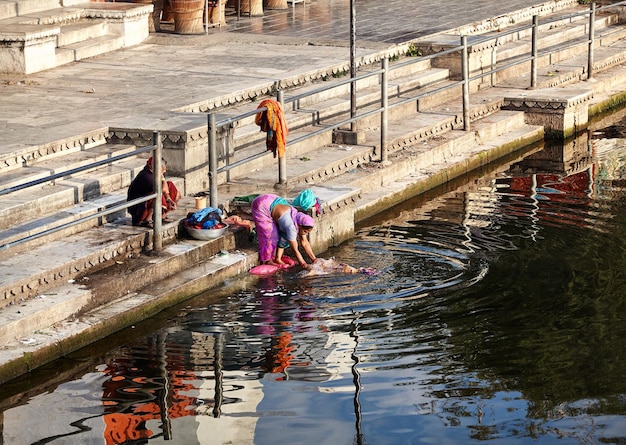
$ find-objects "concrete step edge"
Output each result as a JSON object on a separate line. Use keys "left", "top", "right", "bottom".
{"left": 56, "top": 19, "right": 108, "bottom": 47}
{"left": 13, "top": 0, "right": 63, "bottom": 18}
{"left": 0, "top": 142, "right": 139, "bottom": 191}
{"left": 0, "top": 126, "right": 109, "bottom": 175}
{"left": 0, "top": 175, "right": 186, "bottom": 260}
{"left": 62, "top": 34, "right": 125, "bottom": 61}
{"left": 0, "top": 203, "right": 196, "bottom": 311}
{"left": 0, "top": 159, "right": 149, "bottom": 231}
{"left": 352, "top": 124, "right": 545, "bottom": 222}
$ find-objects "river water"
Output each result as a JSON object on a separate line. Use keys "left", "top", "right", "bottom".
{"left": 1, "top": 124, "right": 626, "bottom": 444}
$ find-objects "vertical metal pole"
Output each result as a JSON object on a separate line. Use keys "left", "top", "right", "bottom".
{"left": 531, "top": 15, "right": 538, "bottom": 89}
{"left": 208, "top": 113, "right": 218, "bottom": 208}
{"left": 461, "top": 36, "right": 470, "bottom": 132}
{"left": 153, "top": 131, "right": 163, "bottom": 252}
{"left": 205, "top": 0, "right": 209, "bottom": 34}
{"left": 490, "top": 39, "right": 497, "bottom": 87}
{"left": 380, "top": 57, "right": 388, "bottom": 163}
{"left": 588, "top": 2, "right": 596, "bottom": 80}
{"left": 350, "top": 0, "right": 357, "bottom": 132}
{"left": 277, "top": 88, "right": 287, "bottom": 185}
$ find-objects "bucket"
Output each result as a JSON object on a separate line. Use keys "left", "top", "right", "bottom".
{"left": 171, "top": 0, "right": 205, "bottom": 34}
{"left": 195, "top": 196, "right": 207, "bottom": 209}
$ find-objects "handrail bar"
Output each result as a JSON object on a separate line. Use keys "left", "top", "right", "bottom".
{"left": 284, "top": 106, "right": 385, "bottom": 147}
{"left": 283, "top": 68, "right": 385, "bottom": 107}
{"left": 1, "top": 136, "right": 162, "bottom": 252}
{"left": 216, "top": 105, "right": 267, "bottom": 129}
{"left": 0, "top": 144, "right": 156, "bottom": 197}
{"left": 390, "top": 78, "right": 466, "bottom": 110}
{"left": 467, "top": 0, "right": 626, "bottom": 49}
{"left": 0, "top": 195, "right": 157, "bottom": 252}
{"left": 216, "top": 105, "right": 385, "bottom": 174}
{"left": 284, "top": 44, "right": 464, "bottom": 108}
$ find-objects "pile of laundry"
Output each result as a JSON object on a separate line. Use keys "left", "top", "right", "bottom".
{"left": 183, "top": 207, "right": 225, "bottom": 230}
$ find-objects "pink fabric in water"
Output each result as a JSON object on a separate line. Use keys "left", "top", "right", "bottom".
{"left": 249, "top": 264, "right": 280, "bottom": 275}
{"left": 280, "top": 256, "right": 297, "bottom": 267}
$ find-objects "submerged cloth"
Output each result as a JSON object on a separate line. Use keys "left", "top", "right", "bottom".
{"left": 127, "top": 162, "right": 179, "bottom": 226}
{"left": 297, "top": 257, "right": 377, "bottom": 277}
{"left": 255, "top": 99, "right": 288, "bottom": 158}
{"left": 251, "top": 194, "right": 314, "bottom": 262}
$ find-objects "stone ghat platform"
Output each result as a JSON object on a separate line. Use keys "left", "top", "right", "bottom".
{"left": 2, "top": 0, "right": 626, "bottom": 384}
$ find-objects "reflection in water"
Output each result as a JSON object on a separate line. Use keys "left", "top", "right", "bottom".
{"left": 1, "top": 133, "right": 626, "bottom": 444}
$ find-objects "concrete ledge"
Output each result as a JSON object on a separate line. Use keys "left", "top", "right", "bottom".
{"left": 503, "top": 88, "right": 593, "bottom": 139}
{"left": 0, "top": 23, "right": 59, "bottom": 73}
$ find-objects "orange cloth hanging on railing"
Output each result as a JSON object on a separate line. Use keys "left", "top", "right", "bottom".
{"left": 255, "top": 99, "right": 288, "bottom": 158}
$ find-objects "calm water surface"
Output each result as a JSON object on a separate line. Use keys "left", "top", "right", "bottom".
{"left": 1, "top": 132, "right": 626, "bottom": 444}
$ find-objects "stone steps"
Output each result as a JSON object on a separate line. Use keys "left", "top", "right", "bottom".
{"left": 0, "top": 1, "right": 151, "bottom": 74}
{"left": 218, "top": 4, "right": 624, "bottom": 165}
{"left": 0, "top": 217, "right": 256, "bottom": 382}
{"left": 415, "top": 3, "right": 625, "bottom": 90}
{"left": 0, "top": 143, "right": 145, "bottom": 229}
{"left": 0, "top": 0, "right": 61, "bottom": 19}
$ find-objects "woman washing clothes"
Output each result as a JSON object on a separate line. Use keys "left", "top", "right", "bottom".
{"left": 127, "top": 156, "right": 180, "bottom": 228}
{"left": 251, "top": 193, "right": 317, "bottom": 269}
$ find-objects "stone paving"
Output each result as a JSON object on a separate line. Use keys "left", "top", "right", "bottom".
{"left": 0, "top": 0, "right": 537, "bottom": 155}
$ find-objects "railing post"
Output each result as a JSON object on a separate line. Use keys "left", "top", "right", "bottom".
{"left": 588, "top": 2, "right": 596, "bottom": 80}
{"left": 208, "top": 113, "right": 218, "bottom": 208}
{"left": 277, "top": 88, "right": 287, "bottom": 185}
{"left": 531, "top": 15, "right": 538, "bottom": 89}
{"left": 461, "top": 35, "right": 470, "bottom": 132}
{"left": 350, "top": 0, "right": 357, "bottom": 132}
{"left": 381, "top": 56, "right": 388, "bottom": 163}
{"left": 153, "top": 131, "right": 163, "bottom": 252}
{"left": 204, "top": 0, "right": 209, "bottom": 34}
{"left": 491, "top": 38, "right": 497, "bottom": 87}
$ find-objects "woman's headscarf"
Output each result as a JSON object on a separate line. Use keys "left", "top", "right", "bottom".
{"left": 146, "top": 157, "right": 167, "bottom": 171}
{"left": 294, "top": 211, "right": 315, "bottom": 228}
{"left": 292, "top": 189, "right": 316, "bottom": 211}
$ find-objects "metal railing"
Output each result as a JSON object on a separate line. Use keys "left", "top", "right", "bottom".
{"left": 207, "top": 1, "right": 626, "bottom": 207}
{"left": 0, "top": 132, "right": 165, "bottom": 253}
{"left": 3, "top": 1, "right": 626, "bottom": 255}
